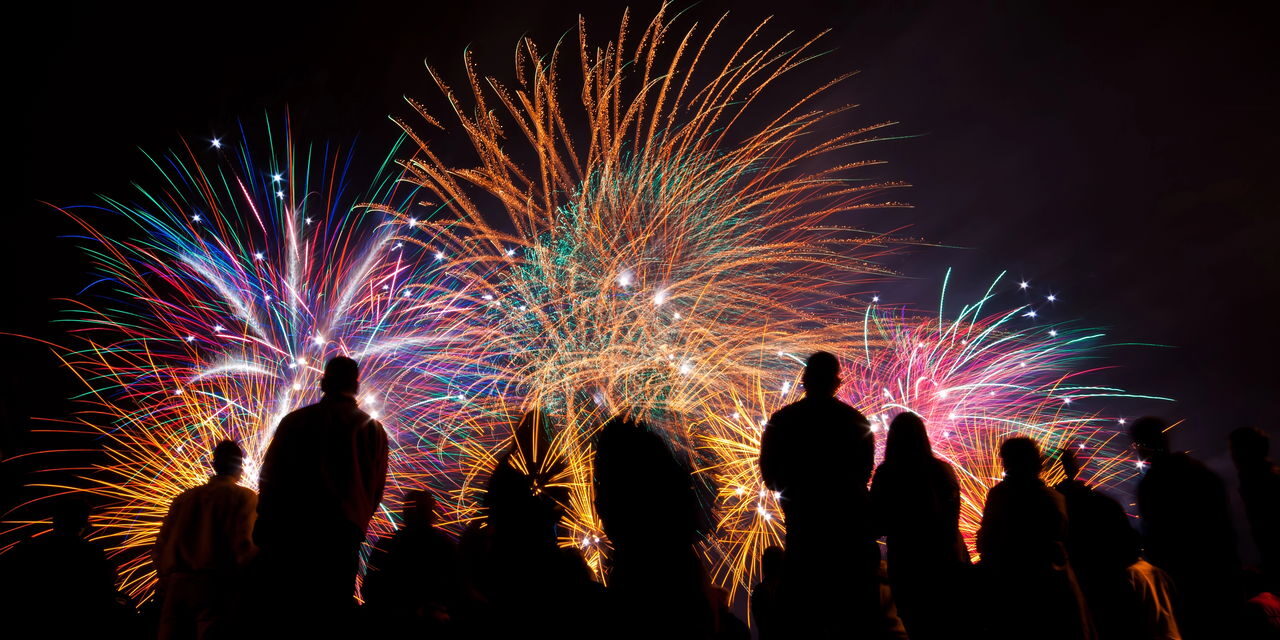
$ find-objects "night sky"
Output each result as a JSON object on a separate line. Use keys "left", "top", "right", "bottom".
{"left": 9, "top": 1, "right": 1278, "bottom": 557}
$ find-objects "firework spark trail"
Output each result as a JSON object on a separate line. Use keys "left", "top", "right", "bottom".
{"left": 693, "top": 271, "right": 1170, "bottom": 604}
{"left": 4, "top": 8, "right": 1169, "bottom": 610}
{"left": 387, "top": 8, "right": 911, "bottom": 559}
{"left": 3, "top": 119, "right": 519, "bottom": 600}
{"left": 393, "top": 5, "right": 907, "bottom": 431}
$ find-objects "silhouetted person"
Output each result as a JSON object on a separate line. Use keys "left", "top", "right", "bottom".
{"left": 364, "top": 490, "right": 463, "bottom": 636}
{"left": 759, "top": 351, "right": 877, "bottom": 638}
{"left": 477, "top": 411, "right": 604, "bottom": 639}
{"left": 1056, "top": 445, "right": 1179, "bottom": 640}
{"left": 1, "top": 497, "right": 121, "bottom": 637}
{"left": 596, "top": 415, "right": 715, "bottom": 639}
{"left": 1230, "top": 427, "right": 1280, "bottom": 584}
{"left": 253, "top": 356, "right": 388, "bottom": 634}
{"left": 750, "top": 546, "right": 785, "bottom": 640}
{"left": 1132, "top": 417, "right": 1241, "bottom": 639}
{"left": 870, "top": 411, "right": 971, "bottom": 640}
{"left": 978, "top": 437, "right": 1091, "bottom": 640}
{"left": 154, "top": 439, "right": 257, "bottom": 640}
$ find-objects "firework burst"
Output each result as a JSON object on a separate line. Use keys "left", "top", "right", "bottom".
{"left": 693, "top": 271, "right": 1170, "bottom": 603}
{"left": 4, "top": 120, "right": 516, "bottom": 599}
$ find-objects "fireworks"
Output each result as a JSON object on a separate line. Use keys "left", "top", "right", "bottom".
{"left": 694, "top": 271, "right": 1170, "bottom": 603}
{"left": 6, "top": 7, "right": 1166, "bottom": 613}
{"left": 394, "top": 5, "right": 908, "bottom": 572}
{"left": 3, "top": 121, "right": 519, "bottom": 599}
{"left": 395, "top": 4, "right": 905, "bottom": 432}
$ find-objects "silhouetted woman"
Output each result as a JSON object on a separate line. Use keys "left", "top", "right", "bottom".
{"left": 870, "top": 412, "right": 971, "bottom": 640}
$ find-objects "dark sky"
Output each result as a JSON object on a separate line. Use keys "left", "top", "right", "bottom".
{"left": 9, "top": 1, "right": 1278, "bottom": 553}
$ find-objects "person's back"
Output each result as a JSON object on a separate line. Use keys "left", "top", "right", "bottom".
{"left": 154, "top": 440, "right": 257, "bottom": 640}
{"left": 476, "top": 411, "right": 606, "bottom": 639}
{"left": 759, "top": 352, "right": 876, "bottom": 638}
{"left": 870, "top": 412, "right": 970, "bottom": 640}
{"left": 761, "top": 395, "right": 872, "bottom": 536}
{"left": 1056, "top": 446, "right": 1172, "bottom": 640}
{"left": 597, "top": 416, "right": 715, "bottom": 639}
{"left": 363, "top": 490, "right": 462, "bottom": 635}
{"left": 977, "top": 437, "right": 1089, "bottom": 640}
{"left": 253, "top": 356, "right": 388, "bottom": 632}
{"left": 2, "top": 498, "right": 121, "bottom": 637}
{"left": 1230, "top": 427, "right": 1280, "bottom": 584}
{"left": 255, "top": 404, "right": 386, "bottom": 542}
{"left": 1132, "top": 417, "right": 1240, "bottom": 640}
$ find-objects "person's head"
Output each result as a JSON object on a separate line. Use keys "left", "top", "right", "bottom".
{"left": 1129, "top": 416, "right": 1170, "bottom": 461}
{"left": 1229, "top": 426, "right": 1271, "bottom": 469}
{"left": 402, "top": 489, "right": 437, "bottom": 528}
{"left": 51, "top": 496, "right": 91, "bottom": 537}
{"left": 320, "top": 356, "right": 360, "bottom": 397}
{"left": 761, "top": 545, "right": 785, "bottom": 582}
{"left": 999, "top": 436, "right": 1042, "bottom": 479}
{"left": 212, "top": 439, "right": 244, "bottom": 478}
{"left": 1060, "top": 442, "right": 1081, "bottom": 482}
{"left": 801, "top": 351, "right": 841, "bottom": 397}
{"left": 884, "top": 412, "right": 933, "bottom": 464}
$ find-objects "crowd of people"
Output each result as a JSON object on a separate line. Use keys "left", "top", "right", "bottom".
{"left": 2, "top": 353, "right": 1277, "bottom": 639}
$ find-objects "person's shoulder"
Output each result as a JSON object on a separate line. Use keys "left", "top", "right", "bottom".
{"left": 1045, "top": 483, "right": 1067, "bottom": 506}
{"left": 926, "top": 457, "right": 958, "bottom": 481}
{"left": 226, "top": 482, "right": 257, "bottom": 501}
{"left": 276, "top": 404, "right": 315, "bottom": 430}
{"left": 770, "top": 401, "right": 804, "bottom": 421}
{"left": 835, "top": 399, "right": 867, "bottom": 418}
{"left": 826, "top": 398, "right": 869, "bottom": 426}
{"left": 358, "top": 412, "right": 387, "bottom": 437}
{"left": 170, "top": 483, "right": 204, "bottom": 507}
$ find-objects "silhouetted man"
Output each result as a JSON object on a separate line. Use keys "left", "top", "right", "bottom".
{"left": 1055, "top": 445, "right": 1178, "bottom": 640}
{"left": 154, "top": 439, "right": 257, "bottom": 640}
{"left": 759, "top": 351, "right": 876, "bottom": 637}
{"left": 1132, "top": 417, "right": 1240, "bottom": 639}
{"left": 978, "top": 437, "right": 1090, "bottom": 640}
{"left": 254, "top": 356, "right": 388, "bottom": 631}
{"left": 1, "top": 497, "right": 121, "bottom": 637}
{"left": 1230, "top": 427, "right": 1279, "bottom": 584}
{"left": 363, "top": 490, "right": 462, "bottom": 635}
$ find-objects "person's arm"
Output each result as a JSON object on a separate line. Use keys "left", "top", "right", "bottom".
{"left": 367, "top": 419, "right": 390, "bottom": 515}
{"left": 942, "top": 463, "right": 962, "bottom": 524}
{"left": 759, "top": 414, "right": 782, "bottom": 492}
{"left": 869, "top": 466, "right": 890, "bottom": 538}
{"left": 855, "top": 419, "right": 875, "bottom": 486}
{"left": 235, "top": 489, "right": 259, "bottom": 566}
{"left": 253, "top": 417, "right": 291, "bottom": 545}
{"left": 976, "top": 486, "right": 1002, "bottom": 563}
{"left": 152, "top": 493, "right": 181, "bottom": 580}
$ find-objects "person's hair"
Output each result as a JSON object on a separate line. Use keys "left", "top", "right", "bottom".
{"left": 320, "top": 356, "right": 360, "bottom": 395}
{"left": 403, "top": 489, "right": 437, "bottom": 526}
{"left": 801, "top": 351, "right": 841, "bottom": 396}
{"left": 999, "top": 436, "right": 1042, "bottom": 478}
{"left": 761, "top": 545, "right": 785, "bottom": 579}
{"left": 1129, "top": 416, "right": 1170, "bottom": 453}
{"left": 212, "top": 439, "right": 244, "bottom": 476}
{"left": 883, "top": 412, "right": 933, "bottom": 464}
{"left": 1059, "top": 443, "right": 1082, "bottom": 481}
{"left": 1230, "top": 427, "right": 1270, "bottom": 459}
{"left": 52, "top": 496, "right": 91, "bottom": 535}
